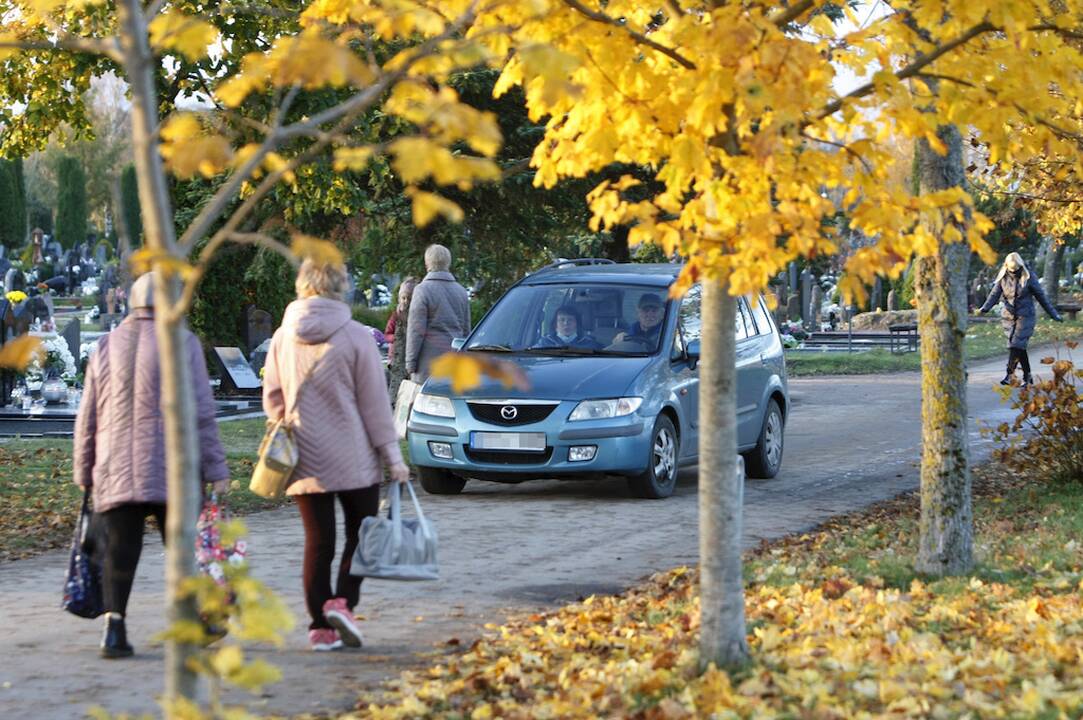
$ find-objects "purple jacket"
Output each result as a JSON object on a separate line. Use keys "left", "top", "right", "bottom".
{"left": 74, "top": 309, "right": 229, "bottom": 512}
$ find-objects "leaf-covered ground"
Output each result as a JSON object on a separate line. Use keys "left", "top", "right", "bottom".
{"left": 0, "top": 418, "right": 287, "bottom": 562}
{"left": 353, "top": 466, "right": 1083, "bottom": 719}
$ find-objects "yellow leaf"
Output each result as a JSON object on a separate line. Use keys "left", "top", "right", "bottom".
{"left": 407, "top": 189, "right": 463, "bottom": 227}
{"left": 129, "top": 248, "right": 196, "bottom": 280}
{"left": 429, "top": 353, "right": 481, "bottom": 394}
{"left": 290, "top": 234, "right": 343, "bottom": 266}
{"left": 148, "top": 10, "right": 219, "bottom": 62}
{"left": 211, "top": 645, "right": 244, "bottom": 677}
{"left": 0, "top": 335, "right": 42, "bottom": 371}
{"left": 333, "top": 147, "right": 374, "bottom": 172}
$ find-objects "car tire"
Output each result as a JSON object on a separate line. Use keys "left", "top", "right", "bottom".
{"left": 744, "top": 399, "right": 784, "bottom": 479}
{"left": 418, "top": 466, "right": 466, "bottom": 495}
{"left": 627, "top": 415, "right": 679, "bottom": 499}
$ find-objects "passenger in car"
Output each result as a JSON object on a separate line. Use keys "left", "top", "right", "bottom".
{"left": 611, "top": 293, "right": 665, "bottom": 347}
{"left": 533, "top": 304, "right": 603, "bottom": 350}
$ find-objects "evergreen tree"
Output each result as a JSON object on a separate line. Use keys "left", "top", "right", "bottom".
{"left": 0, "top": 160, "right": 21, "bottom": 250}
{"left": 119, "top": 164, "right": 142, "bottom": 246}
{"left": 13, "top": 157, "right": 26, "bottom": 246}
{"left": 55, "top": 155, "right": 87, "bottom": 250}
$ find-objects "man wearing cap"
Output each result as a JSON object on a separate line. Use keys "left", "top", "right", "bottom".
{"left": 612, "top": 293, "right": 666, "bottom": 347}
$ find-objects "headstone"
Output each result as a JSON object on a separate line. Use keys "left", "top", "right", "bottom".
{"left": 887, "top": 289, "right": 898, "bottom": 311}
{"left": 242, "top": 306, "right": 274, "bottom": 355}
{"left": 95, "top": 244, "right": 107, "bottom": 266}
{"left": 61, "top": 319, "right": 81, "bottom": 361}
{"left": 786, "top": 294, "right": 801, "bottom": 323}
{"left": 249, "top": 338, "right": 272, "bottom": 376}
{"left": 870, "top": 277, "right": 883, "bottom": 312}
{"left": 213, "top": 346, "right": 262, "bottom": 394}
{"left": 799, "top": 270, "right": 812, "bottom": 325}
{"left": 30, "top": 229, "right": 44, "bottom": 264}
{"left": 810, "top": 285, "right": 824, "bottom": 327}
{"left": 1067, "top": 249, "right": 1076, "bottom": 283}
{"left": 789, "top": 262, "right": 799, "bottom": 292}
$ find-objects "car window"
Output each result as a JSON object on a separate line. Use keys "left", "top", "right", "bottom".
{"left": 735, "top": 298, "right": 750, "bottom": 341}
{"left": 464, "top": 283, "right": 669, "bottom": 355}
{"left": 672, "top": 284, "right": 702, "bottom": 358}
{"left": 749, "top": 295, "right": 774, "bottom": 336}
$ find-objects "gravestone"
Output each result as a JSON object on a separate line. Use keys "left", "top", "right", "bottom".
{"left": 213, "top": 346, "right": 262, "bottom": 395}
{"left": 887, "top": 289, "right": 898, "bottom": 311}
{"left": 870, "top": 277, "right": 883, "bottom": 312}
{"left": 810, "top": 285, "right": 824, "bottom": 327}
{"left": 799, "top": 270, "right": 812, "bottom": 325}
{"left": 789, "top": 262, "right": 799, "bottom": 292}
{"left": 242, "top": 306, "right": 273, "bottom": 355}
{"left": 249, "top": 338, "right": 272, "bottom": 376}
{"left": 1067, "top": 249, "right": 1076, "bottom": 282}
{"left": 61, "top": 319, "right": 81, "bottom": 362}
{"left": 785, "top": 294, "right": 801, "bottom": 324}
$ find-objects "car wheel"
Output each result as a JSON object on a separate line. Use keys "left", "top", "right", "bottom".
{"left": 744, "top": 399, "right": 784, "bottom": 479}
{"left": 628, "top": 415, "right": 679, "bottom": 499}
{"left": 418, "top": 466, "right": 466, "bottom": 495}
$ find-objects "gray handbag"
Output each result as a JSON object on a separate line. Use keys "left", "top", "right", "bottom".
{"left": 352, "top": 482, "right": 438, "bottom": 581}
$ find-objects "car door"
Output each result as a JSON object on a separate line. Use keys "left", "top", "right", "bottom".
{"left": 671, "top": 285, "right": 701, "bottom": 459}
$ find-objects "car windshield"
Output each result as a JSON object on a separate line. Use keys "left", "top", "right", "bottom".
{"left": 465, "top": 283, "right": 670, "bottom": 356}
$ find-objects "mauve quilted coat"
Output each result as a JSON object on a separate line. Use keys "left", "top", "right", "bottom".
{"left": 262, "top": 297, "right": 403, "bottom": 495}
{"left": 73, "top": 309, "right": 229, "bottom": 513}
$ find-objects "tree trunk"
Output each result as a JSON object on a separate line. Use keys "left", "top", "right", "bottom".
{"left": 698, "top": 280, "right": 749, "bottom": 669}
{"left": 1044, "top": 241, "right": 1065, "bottom": 306}
{"left": 914, "top": 123, "right": 974, "bottom": 576}
{"left": 117, "top": 0, "right": 204, "bottom": 706}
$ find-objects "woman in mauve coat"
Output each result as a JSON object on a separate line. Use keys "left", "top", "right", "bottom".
{"left": 262, "top": 259, "right": 410, "bottom": 652}
{"left": 73, "top": 272, "right": 230, "bottom": 659}
{"left": 979, "top": 252, "right": 1064, "bottom": 385}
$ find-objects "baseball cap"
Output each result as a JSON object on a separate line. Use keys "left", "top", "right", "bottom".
{"left": 638, "top": 293, "right": 663, "bottom": 309}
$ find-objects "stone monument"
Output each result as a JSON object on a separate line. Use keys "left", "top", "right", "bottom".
{"left": 242, "top": 306, "right": 274, "bottom": 356}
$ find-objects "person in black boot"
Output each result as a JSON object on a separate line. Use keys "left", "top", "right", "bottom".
{"left": 980, "top": 252, "right": 1063, "bottom": 386}
{"left": 101, "top": 613, "right": 133, "bottom": 658}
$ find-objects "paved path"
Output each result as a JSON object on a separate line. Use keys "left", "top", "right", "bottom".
{"left": 0, "top": 351, "right": 1043, "bottom": 718}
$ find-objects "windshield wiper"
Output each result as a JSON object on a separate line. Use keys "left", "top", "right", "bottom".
{"left": 466, "top": 343, "right": 513, "bottom": 352}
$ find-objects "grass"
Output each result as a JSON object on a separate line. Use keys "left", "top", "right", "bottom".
{"left": 0, "top": 417, "right": 286, "bottom": 562}
{"left": 786, "top": 316, "right": 1083, "bottom": 376}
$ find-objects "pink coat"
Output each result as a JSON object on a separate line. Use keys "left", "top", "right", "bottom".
{"left": 262, "top": 297, "right": 402, "bottom": 495}
{"left": 73, "top": 309, "right": 229, "bottom": 513}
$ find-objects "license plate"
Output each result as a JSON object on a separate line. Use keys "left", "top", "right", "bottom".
{"left": 470, "top": 432, "right": 546, "bottom": 452}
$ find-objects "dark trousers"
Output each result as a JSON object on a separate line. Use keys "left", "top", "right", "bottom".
{"left": 99, "top": 503, "right": 167, "bottom": 616}
{"left": 294, "top": 486, "right": 380, "bottom": 630}
{"left": 1008, "top": 347, "right": 1031, "bottom": 375}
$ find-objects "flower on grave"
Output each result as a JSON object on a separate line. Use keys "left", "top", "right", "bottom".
{"left": 259, "top": 366, "right": 265, "bottom": 379}
{"left": 26, "top": 335, "right": 78, "bottom": 381}
{"left": 5, "top": 290, "right": 28, "bottom": 304}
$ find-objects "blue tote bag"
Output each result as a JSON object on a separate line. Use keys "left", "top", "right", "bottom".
{"left": 62, "top": 489, "right": 104, "bottom": 619}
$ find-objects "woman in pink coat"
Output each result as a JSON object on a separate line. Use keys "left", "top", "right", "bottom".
{"left": 262, "top": 259, "right": 410, "bottom": 651}
{"left": 74, "top": 272, "right": 230, "bottom": 658}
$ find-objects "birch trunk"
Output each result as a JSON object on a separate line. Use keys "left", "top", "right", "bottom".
{"left": 914, "top": 122, "right": 974, "bottom": 576}
{"left": 117, "top": 0, "right": 204, "bottom": 705}
{"left": 698, "top": 280, "right": 749, "bottom": 668}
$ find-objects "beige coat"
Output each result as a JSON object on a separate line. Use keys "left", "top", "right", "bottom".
{"left": 262, "top": 297, "right": 402, "bottom": 494}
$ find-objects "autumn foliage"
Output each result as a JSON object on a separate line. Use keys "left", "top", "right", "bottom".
{"left": 992, "top": 346, "right": 1083, "bottom": 484}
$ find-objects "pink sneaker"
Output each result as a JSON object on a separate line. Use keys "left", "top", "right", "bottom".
{"left": 322, "top": 598, "right": 364, "bottom": 648}
{"left": 308, "top": 628, "right": 342, "bottom": 652}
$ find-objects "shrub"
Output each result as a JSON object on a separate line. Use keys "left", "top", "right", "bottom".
{"left": 55, "top": 156, "right": 87, "bottom": 250}
{"left": 991, "top": 346, "right": 1083, "bottom": 483}
{"left": 352, "top": 304, "right": 391, "bottom": 330}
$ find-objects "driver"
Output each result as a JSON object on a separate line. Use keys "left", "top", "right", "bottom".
{"left": 611, "top": 293, "right": 665, "bottom": 347}
{"left": 534, "top": 304, "right": 602, "bottom": 350}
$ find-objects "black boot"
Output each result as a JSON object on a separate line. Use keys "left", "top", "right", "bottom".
{"left": 1023, "top": 373, "right": 1033, "bottom": 385}
{"left": 100, "top": 614, "right": 134, "bottom": 659}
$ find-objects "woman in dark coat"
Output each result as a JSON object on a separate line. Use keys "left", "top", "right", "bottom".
{"left": 979, "top": 252, "right": 1063, "bottom": 385}
{"left": 533, "top": 304, "right": 603, "bottom": 350}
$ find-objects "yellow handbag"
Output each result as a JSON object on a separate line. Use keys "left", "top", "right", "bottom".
{"left": 250, "top": 343, "right": 329, "bottom": 498}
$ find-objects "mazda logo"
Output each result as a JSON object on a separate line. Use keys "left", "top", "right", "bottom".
{"left": 500, "top": 405, "right": 518, "bottom": 420}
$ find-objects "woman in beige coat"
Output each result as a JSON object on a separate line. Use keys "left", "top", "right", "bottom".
{"left": 262, "top": 260, "right": 410, "bottom": 651}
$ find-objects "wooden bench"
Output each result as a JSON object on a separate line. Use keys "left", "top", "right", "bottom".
{"left": 798, "top": 327, "right": 920, "bottom": 354}
{"left": 888, "top": 323, "right": 919, "bottom": 354}
{"left": 1056, "top": 302, "right": 1081, "bottom": 321}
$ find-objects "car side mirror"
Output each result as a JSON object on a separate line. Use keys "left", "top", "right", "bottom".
{"left": 686, "top": 339, "right": 700, "bottom": 368}
{"left": 451, "top": 337, "right": 466, "bottom": 351}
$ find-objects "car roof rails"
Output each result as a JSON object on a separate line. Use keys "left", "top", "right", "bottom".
{"left": 533, "top": 258, "right": 617, "bottom": 275}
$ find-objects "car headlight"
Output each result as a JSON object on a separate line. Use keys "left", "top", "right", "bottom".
{"left": 413, "top": 393, "right": 455, "bottom": 418}
{"left": 568, "top": 397, "right": 643, "bottom": 421}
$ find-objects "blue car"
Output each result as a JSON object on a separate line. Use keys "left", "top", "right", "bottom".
{"left": 407, "top": 260, "right": 789, "bottom": 499}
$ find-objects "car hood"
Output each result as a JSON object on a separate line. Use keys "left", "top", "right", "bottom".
{"left": 423, "top": 354, "right": 652, "bottom": 401}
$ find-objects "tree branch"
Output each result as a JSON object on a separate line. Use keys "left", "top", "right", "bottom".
{"left": 976, "top": 186, "right": 1083, "bottom": 205}
{"left": 800, "top": 130, "right": 873, "bottom": 172}
{"left": 561, "top": 0, "right": 696, "bottom": 70}
{"left": 813, "top": 21, "right": 995, "bottom": 121}
{"left": 0, "top": 35, "right": 123, "bottom": 63}
{"left": 769, "top": 0, "right": 819, "bottom": 29}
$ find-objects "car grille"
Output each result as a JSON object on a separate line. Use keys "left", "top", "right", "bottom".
{"left": 464, "top": 447, "right": 554, "bottom": 465}
{"left": 467, "top": 402, "right": 558, "bottom": 426}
